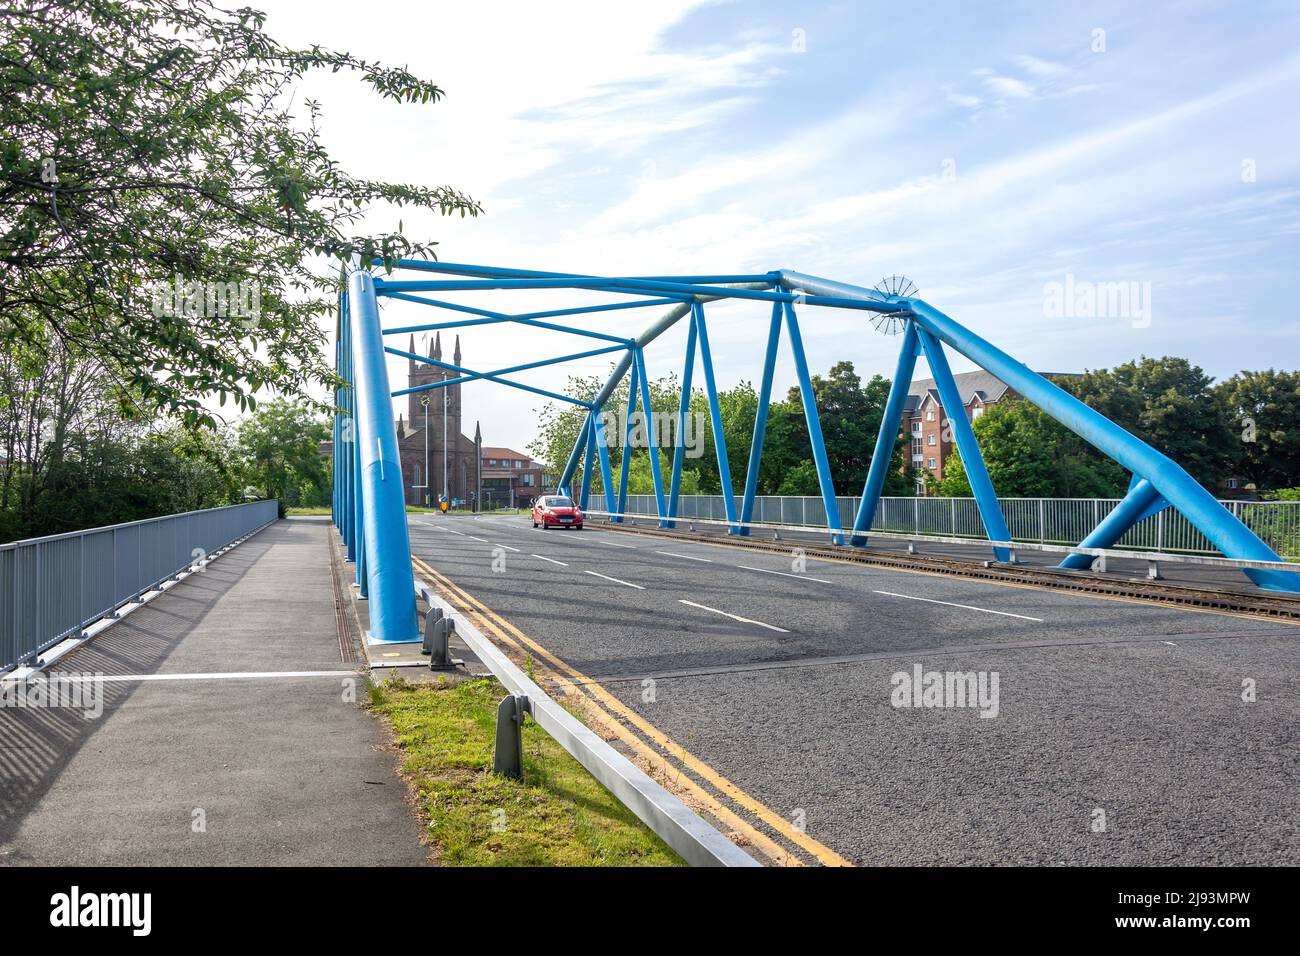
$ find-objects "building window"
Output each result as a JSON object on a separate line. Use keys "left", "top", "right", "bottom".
{"left": 412, "top": 464, "right": 421, "bottom": 488}
{"left": 524, "top": 473, "right": 534, "bottom": 486}
{"left": 515, "top": 460, "right": 523, "bottom": 468}
{"left": 911, "top": 438, "right": 922, "bottom": 457}
{"left": 1227, "top": 478, "right": 1239, "bottom": 489}
{"left": 927, "top": 435, "right": 936, "bottom": 446}
{"left": 927, "top": 458, "right": 936, "bottom": 469}
{"left": 926, "top": 409, "right": 935, "bottom": 422}
{"left": 911, "top": 423, "right": 922, "bottom": 436}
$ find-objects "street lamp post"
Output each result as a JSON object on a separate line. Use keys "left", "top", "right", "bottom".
{"left": 421, "top": 395, "right": 430, "bottom": 508}
{"left": 442, "top": 382, "right": 449, "bottom": 507}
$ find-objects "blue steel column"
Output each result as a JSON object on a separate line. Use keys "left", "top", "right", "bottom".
{"left": 348, "top": 267, "right": 419, "bottom": 642}
{"left": 692, "top": 302, "right": 740, "bottom": 533}
{"left": 781, "top": 300, "right": 844, "bottom": 544}
{"left": 593, "top": 405, "right": 617, "bottom": 516}
{"left": 850, "top": 320, "right": 921, "bottom": 547}
{"left": 634, "top": 349, "right": 668, "bottom": 521}
{"left": 1059, "top": 477, "right": 1165, "bottom": 570}
{"left": 916, "top": 326, "right": 1011, "bottom": 562}
{"left": 739, "top": 302, "right": 782, "bottom": 536}
{"left": 666, "top": 319, "right": 698, "bottom": 528}
{"left": 579, "top": 414, "right": 596, "bottom": 510}
{"left": 615, "top": 362, "right": 639, "bottom": 522}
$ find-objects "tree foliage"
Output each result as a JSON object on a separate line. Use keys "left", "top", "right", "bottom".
{"left": 1213, "top": 369, "right": 1300, "bottom": 491}
{"left": 1, "top": 0, "right": 479, "bottom": 428}
{"left": 929, "top": 398, "right": 1128, "bottom": 498}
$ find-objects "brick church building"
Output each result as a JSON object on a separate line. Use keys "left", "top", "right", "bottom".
{"left": 396, "top": 332, "right": 477, "bottom": 507}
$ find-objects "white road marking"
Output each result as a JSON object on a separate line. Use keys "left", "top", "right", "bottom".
{"left": 445, "top": 528, "right": 465, "bottom": 536}
{"left": 583, "top": 570, "right": 646, "bottom": 589}
{"left": 493, "top": 543, "right": 521, "bottom": 552}
{"left": 655, "top": 550, "right": 712, "bottom": 563}
{"left": 2, "top": 670, "right": 353, "bottom": 685}
{"left": 531, "top": 554, "right": 569, "bottom": 566}
{"left": 582, "top": 536, "right": 638, "bottom": 549}
{"left": 872, "top": 590, "right": 1043, "bottom": 622}
{"left": 679, "top": 599, "right": 789, "bottom": 633}
{"left": 467, "top": 535, "right": 489, "bottom": 543}
{"left": 737, "top": 565, "right": 832, "bottom": 584}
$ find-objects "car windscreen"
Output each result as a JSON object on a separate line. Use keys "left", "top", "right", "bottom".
{"left": 544, "top": 497, "right": 575, "bottom": 508}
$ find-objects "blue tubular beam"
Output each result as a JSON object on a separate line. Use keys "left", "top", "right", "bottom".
{"left": 348, "top": 268, "right": 419, "bottom": 643}
{"left": 781, "top": 300, "right": 844, "bottom": 544}
{"left": 579, "top": 414, "right": 596, "bottom": 510}
{"left": 386, "top": 347, "right": 593, "bottom": 407}
{"left": 1059, "top": 477, "right": 1166, "bottom": 570}
{"left": 376, "top": 277, "right": 906, "bottom": 315}
{"left": 377, "top": 257, "right": 775, "bottom": 287}
{"left": 666, "top": 318, "right": 698, "bottom": 528}
{"left": 850, "top": 320, "right": 921, "bottom": 547}
{"left": 615, "top": 364, "right": 639, "bottom": 522}
{"left": 692, "top": 302, "right": 739, "bottom": 533}
{"left": 902, "top": 299, "right": 1300, "bottom": 591}
{"left": 634, "top": 349, "right": 667, "bottom": 521}
{"left": 739, "top": 301, "right": 783, "bottom": 536}
{"left": 916, "top": 326, "right": 1012, "bottom": 562}
{"left": 391, "top": 343, "right": 627, "bottom": 392}
{"left": 378, "top": 291, "right": 635, "bottom": 345}
{"left": 593, "top": 406, "right": 617, "bottom": 515}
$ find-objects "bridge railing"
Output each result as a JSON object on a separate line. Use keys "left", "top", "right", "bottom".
{"left": 584, "top": 494, "right": 1300, "bottom": 560}
{"left": 0, "top": 500, "right": 279, "bottom": 673}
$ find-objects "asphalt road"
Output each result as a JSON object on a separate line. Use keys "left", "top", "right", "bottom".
{"left": 411, "top": 513, "right": 1300, "bottom": 866}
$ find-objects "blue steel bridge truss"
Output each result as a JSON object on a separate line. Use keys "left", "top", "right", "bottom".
{"left": 332, "top": 260, "right": 1300, "bottom": 643}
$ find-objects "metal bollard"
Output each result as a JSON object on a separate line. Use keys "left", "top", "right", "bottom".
{"left": 493, "top": 693, "right": 529, "bottom": 779}
{"left": 1147, "top": 559, "right": 1162, "bottom": 580}
{"left": 423, "top": 607, "right": 463, "bottom": 670}
{"left": 420, "top": 606, "right": 443, "bottom": 655}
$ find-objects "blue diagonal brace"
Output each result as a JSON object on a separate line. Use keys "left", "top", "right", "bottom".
{"left": 666, "top": 317, "right": 698, "bottom": 528}
{"left": 739, "top": 302, "right": 783, "bottom": 536}
{"left": 692, "top": 302, "right": 740, "bottom": 533}
{"left": 782, "top": 300, "right": 845, "bottom": 544}
{"left": 633, "top": 349, "right": 667, "bottom": 522}
{"left": 1058, "top": 476, "right": 1169, "bottom": 569}
{"left": 851, "top": 320, "right": 921, "bottom": 546}
{"left": 916, "top": 326, "right": 1011, "bottom": 562}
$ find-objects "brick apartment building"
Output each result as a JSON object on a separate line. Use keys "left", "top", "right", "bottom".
{"left": 479, "top": 446, "right": 546, "bottom": 510}
{"left": 904, "top": 370, "right": 1014, "bottom": 492}
{"left": 903, "top": 370, "right": 1080, "bottom": 493}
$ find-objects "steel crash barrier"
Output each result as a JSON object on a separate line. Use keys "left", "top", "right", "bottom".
{"left": 414, "top": 583, "right": 761, "bottom": 867}
{"left": 0, "top": 500, "right": 279, "bottom": 673}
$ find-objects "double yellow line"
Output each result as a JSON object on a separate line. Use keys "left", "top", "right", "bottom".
{"left": 411, "top": 555, "right": 852, "bottom": 868}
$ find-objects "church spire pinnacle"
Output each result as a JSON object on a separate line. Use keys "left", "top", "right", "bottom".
{"left": 454, "top": 334, "right": 462, "bottom": 366}
{"left": 432, "top": 331, "right": 442, "bottom": 361}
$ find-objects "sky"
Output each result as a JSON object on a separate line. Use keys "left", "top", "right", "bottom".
{"left": 253, "top": 0, "right": 1300, "bottom": 458}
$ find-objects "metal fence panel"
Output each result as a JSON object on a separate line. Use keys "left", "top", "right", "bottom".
{"left": 0, "top": 500, "right": 278, "bottom": 673}
{"left": 580, "top": 492, "right": 1300, "bottom": 560}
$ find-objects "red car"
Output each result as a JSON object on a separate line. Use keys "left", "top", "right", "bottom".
{"left": 532, "top": 495, "right": 583, "bottom": 530}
